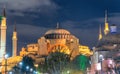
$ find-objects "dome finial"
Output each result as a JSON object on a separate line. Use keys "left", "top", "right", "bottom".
{"left": 56, "top": 22, "right": 59, "bottom": 29}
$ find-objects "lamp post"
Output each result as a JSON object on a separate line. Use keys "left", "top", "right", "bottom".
{"left": 4, "top": 54, "right": 8, "bottom": 74}
{"left": 19, "top": 62, "right": 23, "bottom": 74}
{"left": 30, "top": 68, "right": 33, "bottom": 74}
{"left": 34, "top": 64, "right": 38, "bottom": 74}
{"left": 26, "top": 66, "right": 29, "bottom": 74}
{"left": 99, "top": 54, "right": 103, "bottom": 74}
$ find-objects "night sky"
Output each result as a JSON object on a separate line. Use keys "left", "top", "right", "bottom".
{"left": 0, "top": 0, "right": 120, "bottom": 55}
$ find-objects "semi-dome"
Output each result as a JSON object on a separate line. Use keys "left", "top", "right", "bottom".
{"left": 44, "top": 28, "right": 71, "bottom": 39}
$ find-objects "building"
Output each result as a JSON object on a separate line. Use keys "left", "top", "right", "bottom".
{"left": 20, "top": 24, "right": 81, "bottom": 63}
{"left": 91, "top": 11, "right": 120, "bottom": 73}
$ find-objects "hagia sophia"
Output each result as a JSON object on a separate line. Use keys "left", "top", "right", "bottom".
{"left": 0, "top": 7, "right": 120, "bottom": 74}
{"left": 0, "top": 8, "right": 92, "bottom": 73}
{"left": 20, "top": 23, "right": 80, "bottom": 58}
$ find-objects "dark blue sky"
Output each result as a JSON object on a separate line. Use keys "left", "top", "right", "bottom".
{"left": 0, "top": 0, "right": 120, "bottom": 55}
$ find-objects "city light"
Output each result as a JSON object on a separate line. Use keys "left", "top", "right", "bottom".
{"left": 8, "top": 71, "right": 12, "bottom": 74}
{"left": 26, "top": 66, "right": 29, "bottom": 70}
{"left": 5, "top": 54, "right": 9, "bottom": 59}
{"left": 96, "top": 63, "right": 101, "bottom": 71}
{"left": 30, "top": 68, "right": 33, "bottom": 72}
{"left": 67, "top": 70, "right": 70, "bottom": 74}
{"left": 99, "top": 54, "right": 103, "bottom": 60}
{"left": 19, "top": 62, "right": 23, "bottom": 66}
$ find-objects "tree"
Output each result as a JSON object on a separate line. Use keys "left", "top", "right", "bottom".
{"left": 72, "top": 54, "right": 90, "bottom": 73}
{"left": 47, "top": 51, "right": 70, "bottom": 74}
{"left": 21, "top": 56, "right": 35, "bottom": 73}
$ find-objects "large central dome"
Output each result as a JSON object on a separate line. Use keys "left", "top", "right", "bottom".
{"left": 45, "top": 29, "right": 70, "bottom": 35}
{"left": 44, "top": 28, "right": 71, "bottom": 39}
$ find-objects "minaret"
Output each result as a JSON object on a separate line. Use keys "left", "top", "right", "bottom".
{"left": 12, "top": 24, "right": 17, "bottom": 56}
{"left": 104, "top": 10, "right": 109, "bottom": 35}
{"left": 98, "top": 24, "right": 102, "bottom": 40}
{"left": 0, "top": 7, "right": 7, "bottom": 62}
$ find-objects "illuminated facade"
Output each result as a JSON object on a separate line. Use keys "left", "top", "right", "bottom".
{"left": 20, "top": 25, "right": 93, "bottom": 63}
{"left": 20, "top": 26, "right": 80, "bottom": 60}
{"left": 1, "top": 56, "right": 22, "bottom": 73}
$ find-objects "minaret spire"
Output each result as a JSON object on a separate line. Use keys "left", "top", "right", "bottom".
{"left": 104, "top": 10, "right": 109, "bottom": 35}
{"left": 2, "top": 5, "right": 6, "bottom": 17}
{"left": 105, "top": 10, "right": 108, "bottom": 23}
{"left": 14, "top": 22, "right": 16, "bottom": 32}
{"left": 98, "top": 24, "right": 102, "bottom": 40}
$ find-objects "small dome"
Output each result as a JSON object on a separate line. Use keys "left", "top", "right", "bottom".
{"left": 44, "top": 29, "right": 71, "bottom": 39}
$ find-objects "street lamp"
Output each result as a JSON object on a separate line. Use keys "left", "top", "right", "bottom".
{"left": 99, "top": 54, "right": 103, "bottom": 74}
{"left": 30, "top": 68, "right": 33, "bottom": 72}
{"left": 26, "top": 66, "right": 29, "bottom": 70}
{"left": 18, "top": 62, "right": 23, "bottom": 74}
{"left": 4, "top": 54, "right": 9, "bottom": 74}
{"left": 19, "top": 62, "right": 23, "bottom": 66}
{"left": 26, "top": 66, "right": 29, "bottom": 74}
{"left": 34, "top": 64, "right": 38, "bottom": 74}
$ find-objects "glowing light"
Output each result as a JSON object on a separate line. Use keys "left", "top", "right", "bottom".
{"left": 30, "top": 68, "right": 33, "bottom": 72}
{"left": 96, "top": 63, "right": 101, "bottom": 71}
{"left": 9, "top": 71, "right": 13, "bottom": 74}
{"left": 26, "top": 66, "right": 29, "bottom": 70}
{"left": 67, "top": 70, "right": 70, "bottom": 74}
{"left": 99, "top": 54, "right": 104, "bottom": 61}
{"left": 5, "top": 54, "right": 9, "bottom": 59}
{"left": 19, "top": 62, "right": 23, "bottom": 66}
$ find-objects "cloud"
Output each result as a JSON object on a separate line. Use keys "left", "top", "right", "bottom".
{"left": 59, "top": 13, "right": 120, "bottom": 48}
{"left": 61, "top": 12, "right": 120, "bottom": 30}
{"left": 0, "top": 0, "right": 59, "bottom": 16}
{"left": 61, "top": 19, "right": 101, "bottom": 29}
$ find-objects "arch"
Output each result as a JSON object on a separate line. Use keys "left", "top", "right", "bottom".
{"left": 48, "top": 44, "right": 70, "bottom": 54}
